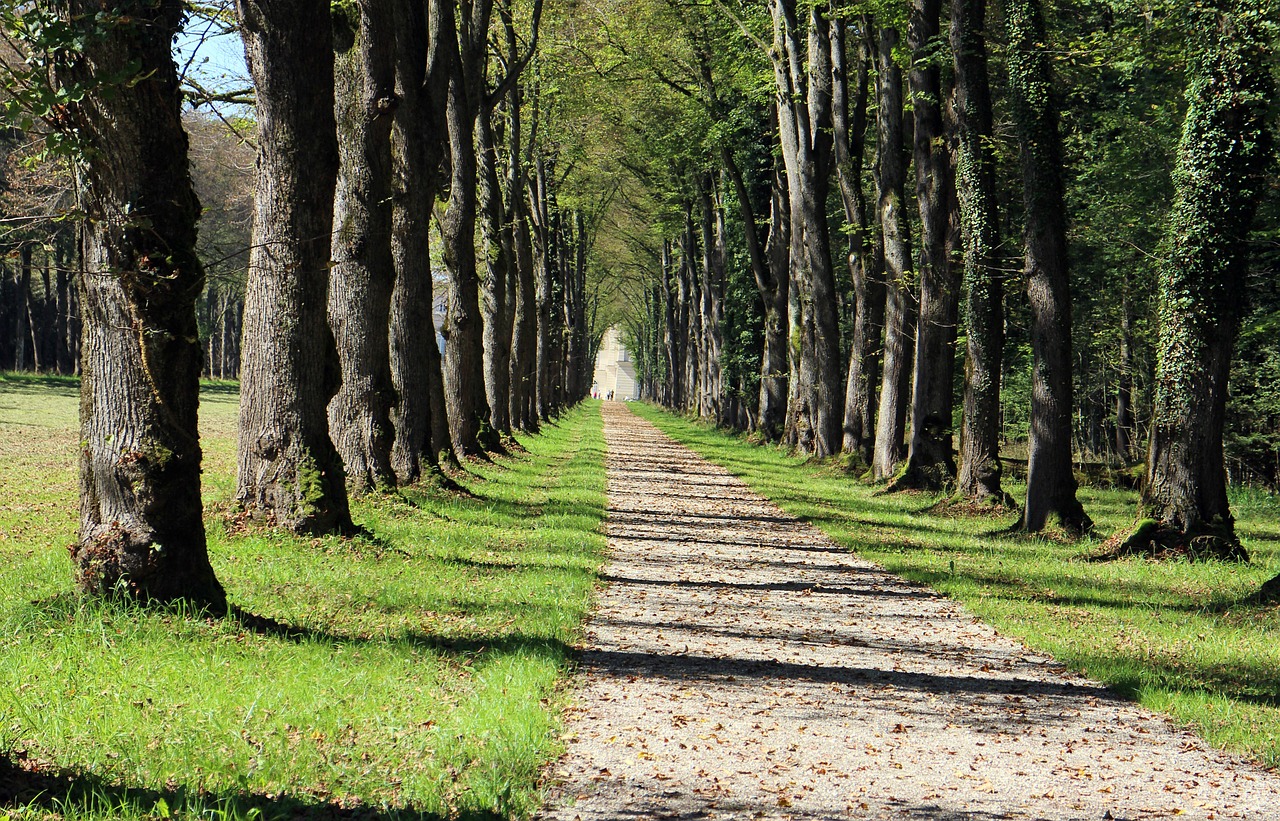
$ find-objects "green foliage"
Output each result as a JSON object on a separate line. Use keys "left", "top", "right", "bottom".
{"left": 0, "top": 376, "right": 608, "bottom": 818}
{"left": 636, "top": 402, "right": 1280, "bottom": 767}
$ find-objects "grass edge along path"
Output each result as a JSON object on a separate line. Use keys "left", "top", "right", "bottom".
{"left": 629, "top": 401, "right": 1280, "bottom": 769}
{"left": 0, "top": 375, "right": 608, "bottom": 821}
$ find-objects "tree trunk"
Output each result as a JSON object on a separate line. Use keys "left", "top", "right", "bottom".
{"left": 1005, "top": 0, "right": 1090, "bottom": 533}
{"left": 16, "top": 246, "right": 31, "bottom": 371}
{"left": 1140, "top": 0, "right": 1274, "bottom": 560}
{"left": 1115, "top": 289, "right": 1134, "bottom": 459}
{"left": 478, "top": 104, "right": 513, "bottom": 438}
{"left": 893, "top": 0, "right": 960, "bottom": 491}
{"left": 389, "top": 0, "right": 449, "bottom": 484}
{"left": 236, "top": 0, "right": 353, "bottom": 533}
{"left": 61, "top": 0, "right": 225, "bottom": 608}
{"left": 56, "top": 262, "right": 72, "bottom": 375}
{"left": 871, "top": 26, "right": 915, "bottom": 481}
{"left": 697, "top": 174, "right": 725, "bottom": 424}
{"left": 328, "top": 0, "right": 399, "bottom": 489}
{"left": 834, "top": 17, "right": 879, "bottom": 465}
{"left": 951, "top": 0, "right": 1010, "bottom": 506}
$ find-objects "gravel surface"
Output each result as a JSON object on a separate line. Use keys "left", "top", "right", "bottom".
{"left": 537, "top": 403, "right": 1280, "bottom": 820}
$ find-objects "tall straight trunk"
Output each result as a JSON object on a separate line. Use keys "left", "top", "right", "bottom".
{"left": 1115, "top": 289, "right": 1134, "bottom": 459}
{"left": 871, "top": 26, "right": 915, "bottom": 481}
{"left": 477, "top": 104, "right": 513, "bottom": 437}
{"left": 660, "top": 240, "right": 679, "bottom": 407}
{"left": 61, "top": 0, "right": 224, "bottom": 607}
{"left": 951, "top": 0, "right": 1009, "bottom": 505}
{"left": 721, "top": 145, "right": 787, "bottom": 439}
{"left": 894, "top": 0, "right": 960, "bottom": 490}
{"left": 328, "top": 0, "right": 399, "bottom": 488}
{"left": 40, "top": 263, "right": 55, "bottom": 371}
{"left": 389, "top": 0, "right": 449, "bottom": 483}
{"left": 56, "top": 263, "right": 72, "bottom": 374}
{"left": 530, "top": 156, "right": 554, "bottom": 418}
{"left": 441, "top": 74, "right": 493, "bottom": 453}
{"left": 772, "top": 0, "right": 840, "bottom": 456}
{"left": 834, "top": 18, "right": 879, "bottom": 463}
{"left": 15, "top": 246, "right": 31, "bottom": 371}
{"left": 698, "top": 174, "right": 725, "bottom": 424}
{"left": 680, "top": 208, "right": 701, "bottom": 413}
{"left": 506, "top": 47, "right": 538, "bottom": 431}
{"left": 1141, "top": 0, "right": 1274, "bottom": 560}
{"left": 236, "top": 0, "right": 352, "bottom": 533}
{"left": 569, "top": 210, "right": 590, "bottom": 400}
{"left": 1006, "top": 0, "right": 1090, "bottom": 533}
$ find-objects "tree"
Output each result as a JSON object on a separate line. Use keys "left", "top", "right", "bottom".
{"left": 235, "top": 0, "right": 353, "bottom": 533}
{"left": 1129, "top": 0, "right": 1275, "bottom": 561}
{"left": 951, "top": 0, "right": 1010, "bottom": 506}
{"left": 51, "top": 1, "right": 225, "bottom": 607}
{"left": 327, "top": 0, "right": 399, "bottom": 489}
{"left": 1005, "top": 0, "right": 1091, "bottom": 534}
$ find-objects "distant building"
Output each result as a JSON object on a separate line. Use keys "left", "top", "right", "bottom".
{"left": 592, "top": 327, "right": 637, "bottom": 400}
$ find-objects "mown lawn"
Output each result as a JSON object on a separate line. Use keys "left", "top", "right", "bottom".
{"left": 631, "top": 402, "right": 1280, "bottom": 768}
{"left": 0, "top": 373, "right": 608, "bottom": 820}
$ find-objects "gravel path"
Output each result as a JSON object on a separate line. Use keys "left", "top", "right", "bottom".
{"left": 538, "top": 403, "right": 1280, "bottom": 820}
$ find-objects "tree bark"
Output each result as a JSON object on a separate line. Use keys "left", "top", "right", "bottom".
{"left": 1005, "top": 0, "right": 1090, "bottom": 533}
{"left": 871, "top": 26, "right": 915, "bottom": 481}
{"left": 478, "top": 104, "right": 514, "bottom": 438}
{"left": 389, "top": 0, "right": 449, "bottom": 484}
{"left": 893, "top": 0, "right": 960, "bottom": 491}
{"left": 236, "top": 0, "right": 352, "bottom": 532}
{"left": 1115, "top": 289, "right": 1134, "bottom": 459}
{"left": 1140, "top": 0, "right": 1274, "bottom": 559}
{"left": 328, "top": 0, "right": 399, "bottom": 489}
{"left": 834, "top": 17, "right": 880, "bottom": 465}
{"left": 61, "top": 0, "right": 225, "bottom": 608}
{"left": 951, "top": 0, "right": 1010, "bottom": 505}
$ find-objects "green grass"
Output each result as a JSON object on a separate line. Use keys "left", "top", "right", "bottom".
{"left": 630, "top": 402, "right": 1280, "bottom": 768}
{"left": 0, "top": 373, "right": 608, "bottom": 820}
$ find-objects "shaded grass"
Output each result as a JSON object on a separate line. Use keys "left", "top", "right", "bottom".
{"left": 0, "top": 373, "right": 608, "bottom": 819}
{"left": 631, "top": 402, "right": 1280, "bottom": 768}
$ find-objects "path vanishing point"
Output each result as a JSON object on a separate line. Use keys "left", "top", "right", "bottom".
{"left": 538, "top": 403, "right": 1280, "bottom": 820}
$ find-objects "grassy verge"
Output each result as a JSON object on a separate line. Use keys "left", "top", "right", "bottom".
{"left": 0, "top": 373, "right": 608, "bottom": 819}
{"left": 630, "top": 402, "right": 1280, "bottom": 768}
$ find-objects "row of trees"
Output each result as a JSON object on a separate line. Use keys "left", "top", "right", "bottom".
{"left": 570, "top": 0, "right": 1276, "bottom": 556}
{"left": 0, "top": 0, "right": 597, "bottom": 609}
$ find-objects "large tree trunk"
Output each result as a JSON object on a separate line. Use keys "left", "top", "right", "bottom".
{"left": 236, "top": 0, "right": 352, "bottom": 533}
{"left": 893, "top": 0, "right": 960, "bottom": 491}
{"left": 1006, "top": 0, "right": 1091, "bottom": 533}
{"left": 61, "top": 0, "right": 225, "bottom": 608}
{"left": 328, "top": 0, "right": 399, "bottom": 489}
{"left": 1115, "top": 289, "right": 1135, "bottom": 459}
{"left": 505, "top": 12, "right": 539, "bottom": 432}
{"left": 389, "top": 0, "right": 449, "bottom": 484}
{"left": 871, "top": 26, "right": 915, "bottom": 481}
{"left": 697, "top": 174, "right": 725, "bottom": 424}
{"left": 1139, "top": 0, "right": 1274, "bottom": 561}
{"left": 530, "top": 156, "right": 555, "bottom": 419}
{"left": 951, "top": 0, "right": 1010, "bottom": 506}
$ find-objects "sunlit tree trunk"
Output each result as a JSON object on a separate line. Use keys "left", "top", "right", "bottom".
{"left": 61, "top": 0, "right": 225, "bottom": 607}
{"left": 1141, "top": 0, "right": 1274, "bottom": 561}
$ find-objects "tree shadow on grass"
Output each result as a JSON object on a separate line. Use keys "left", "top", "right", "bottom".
{"left": 0, "top": 756, "right": 501, "bottom": 821}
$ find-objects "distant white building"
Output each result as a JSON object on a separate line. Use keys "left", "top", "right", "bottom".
{"left": 592, "top": 327, "right": 638, "bottom": 400}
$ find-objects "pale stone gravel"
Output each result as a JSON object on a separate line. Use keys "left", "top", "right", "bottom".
{"left": 537, "top": 403, "right": 1280, "bottom": 820}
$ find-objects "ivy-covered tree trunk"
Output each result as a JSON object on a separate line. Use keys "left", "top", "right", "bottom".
{"left": 328, "top": 0, "right": 399, "bottom": 489}
{"left": 871, "top": 26, "right": 915, "bottom": 481}
{"left": 61, "top": 0, "right": 224, "bottom": 608}
{"left": 1006, "top": 0, "right": 1091, "bottom": 534}
{"left": 1137, "top": 0, "right": 1275, "bottom": 561}
{"left": 236, "top": 0, "right": 352, "bottom": 532}
{"left": 951, "top": 0, "right": 1010, "bottom": 506}
{"left": 893, "top": 0, "right": 959, "bottom": 491}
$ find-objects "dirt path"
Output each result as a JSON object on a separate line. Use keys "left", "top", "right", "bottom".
{"left": 538, "top": 404, "right": 1280, "bottom": 820}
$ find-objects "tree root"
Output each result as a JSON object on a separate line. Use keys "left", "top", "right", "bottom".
{"left": 1090, "top": 519, "right": 1249, "bottom": 563}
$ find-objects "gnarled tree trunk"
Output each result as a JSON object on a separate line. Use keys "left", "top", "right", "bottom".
{"left": 62, "top": 0, "right": 224, "bottom": 607}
